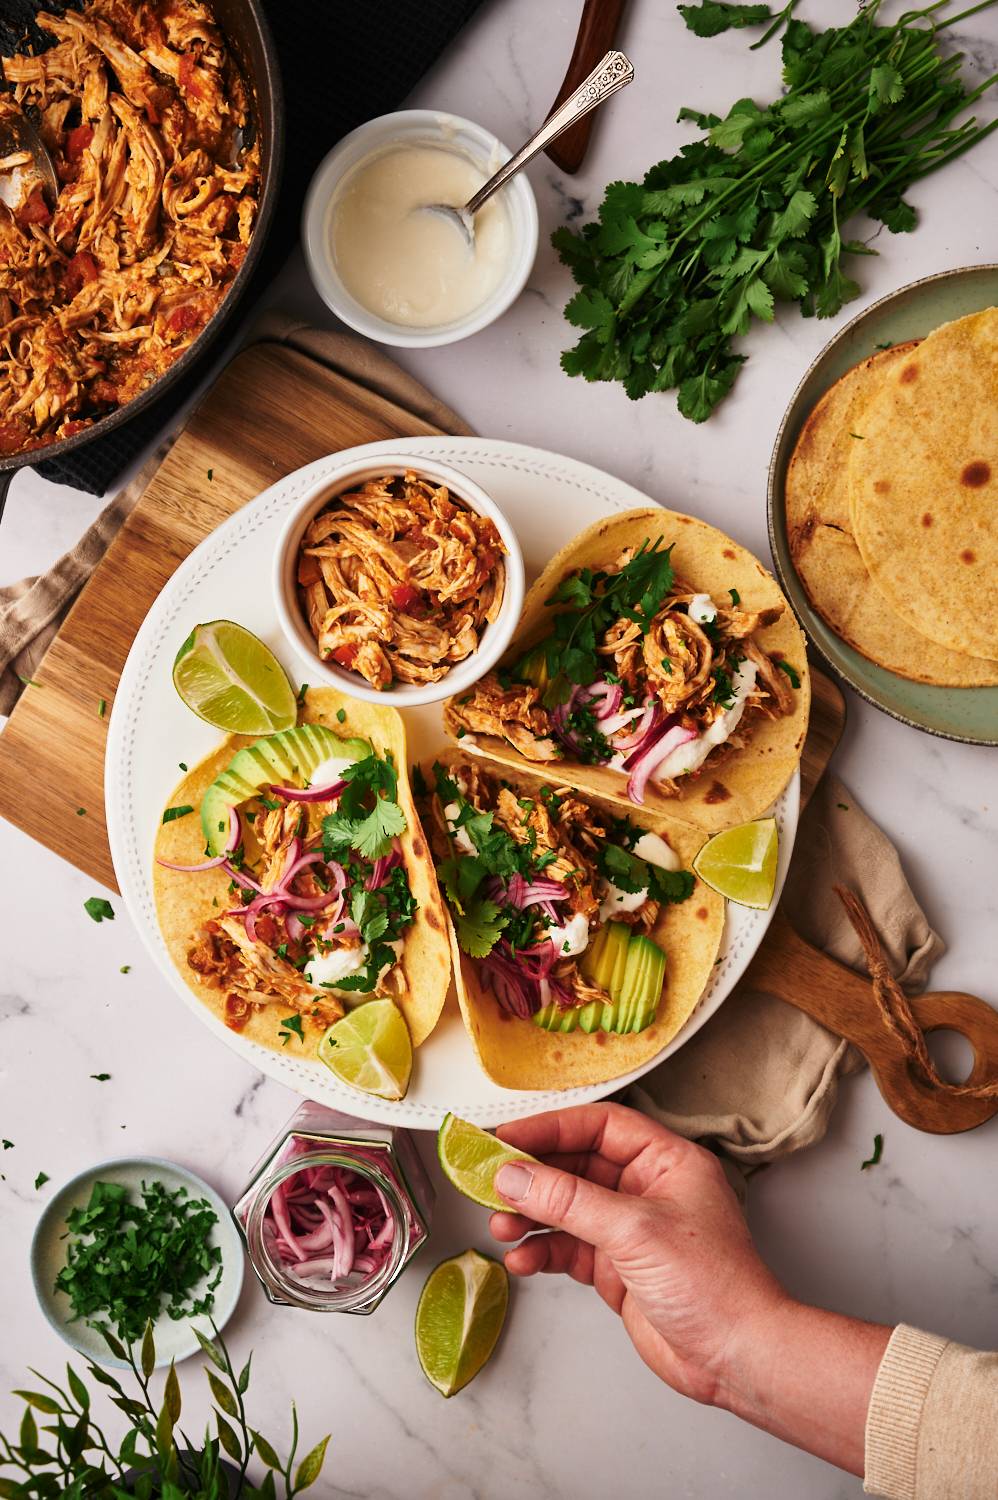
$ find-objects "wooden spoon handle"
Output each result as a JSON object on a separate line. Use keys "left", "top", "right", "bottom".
{"left": 544, "top": 0, "right": 630, "bottom": 174}
{"left": 744, "top": 910, "right": 998, "bottom": 1134}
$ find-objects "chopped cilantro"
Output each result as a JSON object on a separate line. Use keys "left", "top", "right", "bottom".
{"left": 97, "top": 698, "right": 106, "bottom": 718}
{"left": 84, "top": 897, "right": 114, "bottom": 924}
{"left": 179, "top": 761, "right": 188, "bottom": 772}
{"left": 336, "top": 708, "right": 347, "bottom": 723}
{"left": 90, "top": 1073, "right": 111, "bottom": 1082}
{"left": 837, "top": 802, "right": 849, "bottom": 812}
{"left": 53, "top": 1178, "right": 222, "bottom": 1341}
{"left": 712, "top": 667, "right": 736, "bottom": 708}
{"left": 35, "top": 1172, "right": 49, "bottom": 1189}
{"left": 661, "top": 656, "right": 673, "bottom": 675}
{"left": 279, "top": 1014, "right": 305, "bottom": 1046}
{"left": 76, "top": 807, "right": 86, "bottom": 816}
{"left": 2, "top": 1140, "right": 13, "bottom": 1150}
{"left": 729, "top": 588, "right": 740, "bottom": 606}
{"left": 775, "top": 659, "right": 801, "bottom": 689}
{"left": 162, "top": 804, "right": 194, "bottom": 824}
{"left": 296, "top": 683, "right": 309, "bottom": 706}
{"left": 119, "top": 965, "right": 131, "bottom": 974}
{"left": 16, "top": 674, "right": 41, "bottom": 687}
{"left": 207, "top": 468, "right": 214, "bottom": 481}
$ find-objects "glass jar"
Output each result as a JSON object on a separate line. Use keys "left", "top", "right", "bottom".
{"left": 233, "top": 1101, "right": 434, "bottom": 1315}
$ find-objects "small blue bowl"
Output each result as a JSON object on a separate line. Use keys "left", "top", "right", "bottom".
{"left": 31, "top": 1156, "right": 244, "bottom": 1369}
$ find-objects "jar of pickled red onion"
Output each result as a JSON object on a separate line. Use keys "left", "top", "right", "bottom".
{"left": 234, "top": 1101, "right": 434, "bottom": 1314}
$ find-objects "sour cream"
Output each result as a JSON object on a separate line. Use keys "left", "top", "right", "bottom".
{"left": 309, "top": 755, "right": 358, "bottom": 789}
{"left": 653, "top": 659, "right": 758, "bottom": 783}
{"left": 632, "top": 831, "right": 681, "bottom": 871}
{"left": 305, "top": 943, "right": 368, "bottom": 992}
{"left": 598, "top": 881, "right": 648, "bottom": 923}
{"left": 444, "top": 801, "right": 476, "bottom": 855}
{"left": 546, "top": 912, "right": 591, "bottom": 958}
{"left": 688, "top": 593, "right": 718, "bottom": 625}
{"left": 331, "top": 144, "right": 510, "bottom": 329}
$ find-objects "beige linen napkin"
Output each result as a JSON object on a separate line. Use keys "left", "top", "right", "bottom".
{"left": 629, "top": 771, "right": 943, "bottom": 1164}
{"left": 0, "top": 316, "right": 943, "bottom": 1162}
{"left": 0, "top": 312, "right": 472, "bottom": 715}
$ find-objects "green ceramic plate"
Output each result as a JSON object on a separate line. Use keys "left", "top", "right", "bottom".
{"left": 768, "top": 264, "right": 998, "bottom": 745}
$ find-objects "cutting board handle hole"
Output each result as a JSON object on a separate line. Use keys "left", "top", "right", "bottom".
{"left": 923, "top": 1027, "right": 976, "bottom": 1087}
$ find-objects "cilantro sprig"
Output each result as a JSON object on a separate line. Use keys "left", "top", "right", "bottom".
{"left": 514, "top": 540, "right": 675, "bottom": 700}
{"left": 556, "top": 1, "right": 998, "bottom": 420}
{"left": 321, "top": 753, "right": 406, "bottom": 861}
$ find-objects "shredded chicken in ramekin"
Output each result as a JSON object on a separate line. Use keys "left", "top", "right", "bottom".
{"left": 297, "top": 470, "right": 507, "bottom": 691}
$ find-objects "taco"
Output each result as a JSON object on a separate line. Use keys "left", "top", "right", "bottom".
{"left": 443, "top": 508, "right": 809, "bottom": 830}
{"left": 153, "top": 688, "right": 451, "bottom": 1059}
{"left": 415, "top": 751, "right": 724, "bottom": 1090}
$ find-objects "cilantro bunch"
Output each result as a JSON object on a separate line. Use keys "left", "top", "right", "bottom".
{"left": 556, "top": 1, "right": 998, "bottom": 420}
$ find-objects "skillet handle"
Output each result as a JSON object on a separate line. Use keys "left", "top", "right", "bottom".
{"left": 744, "top": 910, "right": 998, "bottom": 1135}
{"left": 0, "top": 470, "right": 13, "bottom": 528}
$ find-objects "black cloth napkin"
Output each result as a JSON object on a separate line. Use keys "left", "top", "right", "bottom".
{"left": 20, "top": 0, "right": 487, "bottom": 495}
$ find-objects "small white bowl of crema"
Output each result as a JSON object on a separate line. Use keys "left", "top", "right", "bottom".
{"left": 302, "top": 110, "right": 539, "bottom": 348}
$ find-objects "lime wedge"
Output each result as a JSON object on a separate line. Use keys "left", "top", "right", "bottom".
{"left": 437, "top": 1113, "right": 539, "bottom": 1212}
{"left": 692, "top": 817, "right": 779, "bottom": 909}
{"left": 415, "top": 1249, "right": 509, "bottom": 1397}
{"left": 173, "top": 621, "right": 297, "bottom": 735}
{"left": 318, "top": 1000, "right": 412, "bottom": 1100}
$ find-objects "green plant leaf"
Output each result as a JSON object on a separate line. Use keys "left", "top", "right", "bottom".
{"left": 140, "top": 1322, "right": 155, "bottom": 1380}
{"left": 869, "top": 63, "right": 904, "bottom": 110}
{"left": 250, "top": 1430, "right": 283, "bottom": 1471}
{"left": 215, "top": 1412, "right": 243, "bottom": 1462}
{"left": 99, "top": 1328, "right": 127, "bottom": 1362}
{"left": 155, "top": 1397, "right": 175, "bottom": 1457}
{"left": 66, "top": 1366, "right": 90, "bottom": 1411}
{"left": 237, "top": 1353, "right": 252, "bottom": 1395}
{"left": 293, "top": 1435, "right": 331, "bottom": 1492}
{"left": 193, "top": 1326, "right": 228, "bottom": 1373}
{"left": 20, "top": 1404, "right": 38, "bottom": 1453}
{"left": 163, "top": 1362, "right": 181, "bottom": 1424}
{"left": 206, "top": 1371, "right": 237, "bottom": 1418}
{"left": 13, "top": 1391, "right": 61, "bottom": 1414}
{"left": 0, "top": 1479, "right": 21, "bottom": 1497}
{"left": 85, "top": 1362, "right": 125, "bottom": 1394}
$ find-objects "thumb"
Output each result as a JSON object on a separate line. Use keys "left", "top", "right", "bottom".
{"left": 495, "top": 1158, "right": 639, "bottom": 1251}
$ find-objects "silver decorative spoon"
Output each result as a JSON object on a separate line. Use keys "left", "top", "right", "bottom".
{"left": 421, "top": 49, "right": 634, "bottom": 246}
{"left": 0, "top": 102, "right": 59, "bottom": 212}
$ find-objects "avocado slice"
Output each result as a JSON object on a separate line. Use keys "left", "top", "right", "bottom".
{"left": 607, "top": 934, "right": 665, "bottom": 1034}
{"left": 200, "top": 725, "right": 372, "bottom": 853}
{"left": 533, "top": 1002, "right": 581, "bottom": 1033}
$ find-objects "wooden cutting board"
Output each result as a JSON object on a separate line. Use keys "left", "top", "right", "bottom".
{"left": 0, "top": 338, "right": 844, "bottom": 887}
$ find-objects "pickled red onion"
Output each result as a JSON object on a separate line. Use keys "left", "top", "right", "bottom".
{"left": 264, "top": 1161, "right": 395, "bottom": 1287}
{"left": 156, "top": 805, "right": 241, "bottom": 873}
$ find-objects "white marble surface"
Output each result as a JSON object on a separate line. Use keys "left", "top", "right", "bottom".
{"left": 2, "top": 2, "right": 998, "bottom": 1495}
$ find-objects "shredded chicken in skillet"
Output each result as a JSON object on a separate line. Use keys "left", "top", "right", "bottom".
{"left": 0, "top": 0, "right": 259, "bottom": 455}
{"left": 297, "top": 470, "right": 507, "bottom": 691}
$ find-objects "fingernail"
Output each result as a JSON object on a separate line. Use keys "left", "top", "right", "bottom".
{"left": 496, "top": 1163, "right": 533, "bottom": 1201}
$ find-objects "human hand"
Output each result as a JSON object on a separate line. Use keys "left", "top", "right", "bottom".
{"left": 489, "top": 1102, "right": 787, "bottom": 1406}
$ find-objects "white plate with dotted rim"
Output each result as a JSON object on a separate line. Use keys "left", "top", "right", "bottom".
{"left": 106, "top": 438, "right": 799, "bottom": 1129}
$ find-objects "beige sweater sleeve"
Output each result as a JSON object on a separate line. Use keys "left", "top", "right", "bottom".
{"left": 864, "top": 1324, "right": 998, "bottom": 1499}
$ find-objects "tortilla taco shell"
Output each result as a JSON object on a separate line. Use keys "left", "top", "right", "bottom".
{"left": 850, "top": 308, "right": 998, "bottom": 661}
{"left": 445, "top": 506, "right": 809, "bottom": 831}
{"left": 424, "top": 751, "right": 725, "bottom": 1091}
{"left": 787, "top": 341, "right": 998, "bottom": 687}
{"left": 153, "top": 688, "right": 451, "bottom": 1057}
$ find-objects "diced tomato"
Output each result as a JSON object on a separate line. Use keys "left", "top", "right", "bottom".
{"left": 224, "top": 994, "right": 250, "bottom": 1031}
{"left": 391, "top": 583, "right": 424, "bottom": 612}
{"left": 0, "top": 421, "right": 29, "bottom": 455}
{"left": 61, "top": 420, "right": 92, "bottom": 438}
{"left": 255, "top": 914, "right": 278, "bottom": 947}
{"left": 178, "top": 52, "right": 204, "bottom": 99}
{"left": 332, "top": 644, "right": 360, "bottom": 669}
{"left": 167, "top": 302, "right": 200, "bottom": 335}
{"left": 228, "top": 242, "right": 248, "bottom": 272}
{"left": 297, "top": 555, "right": 323, "bottom": 587}
{"left": 64, "top": 250, "right": 99, "bottom": 297}
{"left": 65, "top": 124, "right": 94, "bottom": 161}
{"left": 14, "top": 186, "right": 51, "bottom": 228}
{"left": 91, "top": 380, "right": 120, "bottom": 406}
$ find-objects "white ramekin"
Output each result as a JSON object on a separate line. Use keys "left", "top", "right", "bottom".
{"left": 273, "top": 454, "right": 525, "bottom": 707}
{"left": 301, "top": 109, "right": 539, "bottom": 348}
